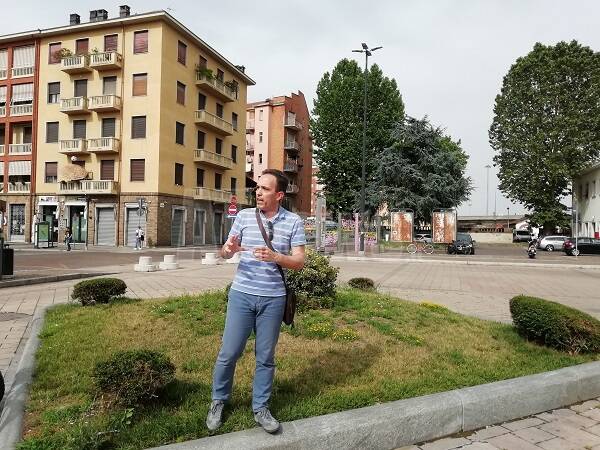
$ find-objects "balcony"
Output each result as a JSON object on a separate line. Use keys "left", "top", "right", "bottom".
{"left": 195, "top": 110, "right": 233, "bottom": 136}
{"left": 60, "top": 97, "right": 90, "bottom": 115}
{"left": 89, "top": 52, "right": 122, "bottom": 70}
{"left": 193, "top": 187, "right": 236, "bottom": 203}
{"left": 284, "top": 140, "right": 300, "bottom": 152}
{"left": 10, "top": 103, "right": 33, "bottom": 116}
{"left": 246, "top": 119, "right": 255, "bottom": 131}
{"left": 59, "top": 139, "right": 88, "bottom": 155}
{"left": 195, "top": 73, "right": 237, "bottom": 102}
{"left": 8, "top": 181, "right": 31, "bottom": 193}
{"left": 0, "top": 106, "right": 5, "bottom": 116}
{"left": 8, "top": 143, "right": 32, "bottom": 155}
{"left": 58, "top": 180, "right": 118, "bottom": 195}
{"left": 88, "top": 95, "right": 121, "bottom": 112}
{"left": 246, "top": 155, "right": 254, "bottom": 173}
{"left": 11, "top": 66, "right": 34, "bottom": 78}
{"left": 194, "top": 149, "right": 233, "bottom": 170}
{"left": 87, "top": 137, "right": 120, "bottom": 153}
{"left": 284, "top": 116, "right": 303, "bottom": 131}
{"left": 0, "top": 68, "right": 6, "bottom": 79}
{"left": 61, "top": 55, "right": 91, "bottom": 74}
{"left": 284, "top": 160, "right": 298, "bottom": 173}
{"left": 286, "top": 184, "right": 299, "bottom": 194}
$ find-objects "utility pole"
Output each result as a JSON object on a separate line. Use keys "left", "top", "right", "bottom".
{"left": 485, "top": 165, "right": 491, "bottom": 216}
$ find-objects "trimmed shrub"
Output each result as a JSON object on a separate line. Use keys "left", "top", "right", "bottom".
{"left": 348, "top": 277, "right": 375, "bottom": 291}
{"left": 286, "top": 249, "right": 339, "bottom": 311}
{"left": 72, "top": 278, "right": 127, "bottom": 306}
{"left": 93, "top": 350, "right": 175, "bottom": 405}
{"left": 510, "top": 295, "right": 600, "bottom": 354}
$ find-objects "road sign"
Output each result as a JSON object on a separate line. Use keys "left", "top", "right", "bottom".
{"left": 230, "top": 195, "right": 238, "bottom": 205}
{"left": 228, "top": 203, "right": 238, "bottom": 216}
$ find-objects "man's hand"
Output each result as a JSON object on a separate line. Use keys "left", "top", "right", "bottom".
{"left": 221, "top": 235, "right": 245, "bottom": 259}
{"left": 253, "top": 246, "right": 280, "bottom": 263}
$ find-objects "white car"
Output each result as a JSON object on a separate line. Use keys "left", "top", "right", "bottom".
{"left": 537, "top": 235, "right": 567, "bottom": 251}
{"left": 415, "top": 233, "right": 433, "bottom": 244}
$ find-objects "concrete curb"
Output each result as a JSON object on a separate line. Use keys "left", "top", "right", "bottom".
{"left": 331, "top": 255, "right": 600, "bottom": 270}
{"left": 147, "top": 361, "right": 600, "bottom": 450}
{"left": 0, "top": 305, "right": 49, "bottom": 450}
{"left": 0, "top": 272, "right": 115, "bottom": 289}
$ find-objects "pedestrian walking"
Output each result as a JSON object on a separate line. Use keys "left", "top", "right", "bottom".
{"left": 134, "top": 226, "right": 142, "bottom": 250}
{"left": 207, "top": 169, "right": 306, "bottom": 434}
{"left": 64, "top": 228, "right": 72, "bottom": 251}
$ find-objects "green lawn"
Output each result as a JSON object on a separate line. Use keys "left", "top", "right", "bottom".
{"left": 18, "top": 289, "right": 598, "bottom": 450}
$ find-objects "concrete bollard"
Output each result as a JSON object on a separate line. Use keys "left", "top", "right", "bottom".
{"left": 226, "top": 252, "right": 241, "bottom": 264}
{"left": 159, "top": 254, "right": 179, "bottom": 270}
{"left": 202, "top": 252, "right": 220, "bottom": 265}
{"left": 134, "top": 256, "right": 158, "bottom": 272}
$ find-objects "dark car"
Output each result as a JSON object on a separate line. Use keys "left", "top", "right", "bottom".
{"left": 447, "top": 233, "right": 475, "bottom": 255}
{"left": 563, "top": 237, "right": 600, "bottom": 256}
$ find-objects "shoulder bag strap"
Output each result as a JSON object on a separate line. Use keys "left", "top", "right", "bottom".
{"left": 255, "top": 208, "right": 286, "bottom": 283}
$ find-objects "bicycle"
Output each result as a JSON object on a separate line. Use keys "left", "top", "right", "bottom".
{"left": 406, "top": 241, "right": 434, "bottom": 255}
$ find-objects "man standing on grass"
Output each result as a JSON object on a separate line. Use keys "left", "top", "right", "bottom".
{"left": 207, "top": 169, "right": 306, "bottom": 434}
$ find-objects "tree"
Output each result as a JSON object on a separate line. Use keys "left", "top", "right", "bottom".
{"left": 366, "top": 117, "right": 472, "bottom": 223}
{"left": 489, "top": 40, "right": 600, "bottom": 231}
{"left": 311, "top": 59, "right": 405, "bottom": 214}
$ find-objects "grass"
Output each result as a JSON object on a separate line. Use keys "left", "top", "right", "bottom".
{"left": 18, "top": 290, "right": 598, "bottom": 450}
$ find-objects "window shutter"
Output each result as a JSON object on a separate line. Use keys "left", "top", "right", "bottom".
{"left": 0, "top": 49, "right": 7, "bottom": 70}
{"left": 131, "top": 116, "right": 146, "bottom": 138}
{"left": 73, "top": 120, "right": 86, "bottom": 139}
{"left": 196, "top": 168, "right": 204, "bottom": 187}
{"left": 215, "top": 138, "right": 222, "bottom": 154}
{"left": 177, "top": 41, "right": 187, "bottom": 64}
{"left": 231, "top": 145, "right": 237, "bottom": 162}
{"left": 104, "top": 34, "right": 118, "bottom": 52}
{"left": 48, "top": 82, "right": 60, "bottom": 96}
{"left": 176, "top": 122, "right": 184, "bottom": 144}
{"left": 130, "top": 159, "right": 145, "bottom": 181}
{"left": 75, "top": 39, "right": 89, "bottom": 55}
{"left": 177, "top": 81, "right": 185, "bottom": 104}
{"left": 48, "top": 43, "right": 61, "bottom": 64}
{"left": 198, "top": 56, "right": 207, "bottom": 69}
{"left": 45, "top": 162, "right": 57, "bottom": 177}
{"left": 198, "top": 93, "right": 206, "bottom": 110}
{"left": 231, "top": 177, "right": 237, "bottom": 192}
{"left": 134, "top": 31, "right": 148, "bottom": 53}
{"left": 13, "top": 45, "right": 34, "bottom": 68}
{"left": 132, "top": 73, "right": 147, "bottom": 96}
{"left": 74, "top": 79, "right": 87, "bottom": 97}
{"left": 215, "top": 173, "right": 222, "bottom": 190}
{"left": 100, "top": 160, "right": 115, "bottom": 180}
{"left": 0, "top": 86, "right": 6, "bottom": 103}
{"left": 102, "top": 118, "right": 116, "bottom": 137}
{"left": 103, "top": 76, "right": 117, "bottom": 95}
{"left": 175, "top": 163, "right": 184, "bottom": 185}
{"left": 197, "top": 131, "right": 205, "bottom": 149}
{"left": 12, "top": 83, "right": 34, "bottom": 102}
{"left": 216, "top": 103, "right": 223, "bottom": 118}
{"left": 46, "top": 122, "right": 59, "bottom": 143}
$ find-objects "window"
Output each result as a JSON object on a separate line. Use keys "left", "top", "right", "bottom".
{"left": 196, "top": 168, "right": 204, "bottom": 187}
{"left": 130, "top": 159, "right": 145, "bottom": 181}
{"left": 104, "top": 34, "right": 118, "bottom": 52}
{"left": 131, "top": 116, "right": 146, "bottom": 139}
{"left": 74, "top": 79, "right": 87, "bottom": 98}
{"left": 198, "top": 55, "right": 207, "bottom": 69}
{"left": 45, "top": 162, "right": 57, "bottom": 183}
{"left": 73, "top": 120, "right": 86, "bottom": 139}
{"left": 259, "top": 132, "right": 263, "bottom": 143}
{"left": 197, "top": 130, "right": 205, "bottom": 149}
{"left": 216, "top": 103, "right": 224, "bottom": 118}
{"left": 103, "top": 76, "right": 117, "bottom": 95}
{"left": 48, "top": 42, "right": 61, "bottom": 64}
{"left": 230, "top": 177, "right": 237, "bottom": 193}
{"left": 198, "top": 93, "right": 206, "bottom": 110}
{"left": 215, "top": 138, "right": 222, "bottom": 154}
{"left": 175, "top": 163, "right": 184, "bottom": 186}
{"left": 176, "top": 81, "right": 186, "bottom": 105}
{"left": 102, "top": 118, "right": 116, "bottom": 137}
{"left": 46, "top": 122, "right": 59, "bottom": 143}
{"left": 232, "top": 112, "right": 238, "bottom": 131}
{"left": 216, "top": 69, "right": 224, "bottom": 81}
{"left": 132, "top": 73, "right": 147, "bottom": 96}
{"left": 259, "top": 153, "right": 263, "bottom": 164}
{"left": 75, "top": 38, "right": 89, "bottom": 55}
{"left": 100, "top": 159, "right": 115, "bottom": 180}
{"left": 259, "top": 109, "right": 263, "bottom": 121}
{"left": 47, "top": 82, "right": 60, "bottom": 103}
{"left": 134, "top": 30, "right": 148, "bottom": 53}
{"left": 176, "top": 122, "right": 185, "bottom": 145}
{"left": 177, "top": 41, "right": 187, "bottom": 65}
{"left": 231, "top": 145, "right": 237, "bottom": 162}
{"left": 215, "top": 173, "right": 222, "bottom": 190}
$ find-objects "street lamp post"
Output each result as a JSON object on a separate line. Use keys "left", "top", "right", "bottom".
{"left": 352, "top": 42, "right": 382, "bottom": 253}
{"left": 507, "top": 207, "right": 510, "bottom": 230}
{"left": 485, "top": 164, "right": 491, "bottom": 216}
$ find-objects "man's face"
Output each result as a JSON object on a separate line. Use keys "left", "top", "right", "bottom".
{"left": 256, "top": 174, "right": 283, "bottom": 210}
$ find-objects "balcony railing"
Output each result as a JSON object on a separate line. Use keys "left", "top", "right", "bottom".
{"left": 0, "top": 68, "right": 7, "bottom": 79}
{"left": 61, "top": 55, "right": 91, "bottom": 73}
{"left": 195, "top": 110, "right": 233, "bottom": 136}
{"left": 89, "top": 52, "right": 123, "bottom": 70}
{"left": 88, "top": 95, "right": 121, "bottom": 112}
{"left": 10, "top": 103, "right": 33, "bottom": 116}
{"left": 246, "top": 119, "right": 255, "bottom": 130}
{"left": 194, "top": 149, "right": 233, "bottom": 170}
{"left": 285, "top": 115, "right": 303, "bottom": 131}
{"left": 8, "top": 143, "right": 32, "bottom": 155}
{"left": 60, "top": 139, "right": 88, "bottom": 154}
{"left": 286, "top": 184, "right": 299, "bottom": 194}
{"left": 284, "top": 160, "right": 298, "bottom": 172}
{"left": 59, "top": 180, "right": 118, "bottom": 195}
{"left": 0, "top": 106, "right": 5, "bottom": 116}
{"left": 8, "top": 182, "right": 31, "bottom": 193}
{"left": 193, "top": 187, "right": 237, "bottom": 203}
{"left": 60, "top": 97, "right": 89, "bottom": 114}
{"left": 284, "top": 140, "right": 300, "bottom": 151}
{"left": 87, "top": 137, "right": 120, "bottom": 153}
{"left": 195, "top": 73, "right": 237, "bottom": 102}
{"left": 11, "top": 66, "right": 34, "bottom": 78}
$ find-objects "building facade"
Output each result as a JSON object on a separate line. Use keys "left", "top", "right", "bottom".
{"left": 0, "top": 7, "right": 254, "bottom": 246}
{"left": 573, "top": 163, "right": 600, "bottom": 238}
{"left": 245, "top": 92, "right": 312, "bottom": 216}
{"left": 310, "top": 161, "right": 324, "bottom": 217}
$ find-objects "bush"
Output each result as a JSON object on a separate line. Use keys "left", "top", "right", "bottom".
{"left": 93, "top": 350, "right": 175, "bottom": 405}
{"left": 510, "top": 295, "right": 600, "bottom": 354}
{"left": 72, "top": 278, "right": 127, "bottom": 305}
{"left": 348, "top": 277, "right": 375, "bottom": 291}
{"left": 286, "top": 249, "right": 339, "bottom": 310}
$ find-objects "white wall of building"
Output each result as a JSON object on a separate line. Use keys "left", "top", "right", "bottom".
{"left": 573, "top": 164, "right": 600, "bottom": 238}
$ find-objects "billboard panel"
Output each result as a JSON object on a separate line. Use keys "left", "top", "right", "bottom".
{"left": 432, "top": 209, "right": 457, "bottom": 243}
{"left": 390, "top": 210, "right": 414, "bottom": 242}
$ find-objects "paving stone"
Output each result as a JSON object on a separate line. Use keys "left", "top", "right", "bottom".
{"left": 587, "top": 424, "right": 600, "bottom": 437}
{"left": 504, "top": 417, "right": 545, "bottom": 431}
{"left": 580, "top": 408, "right": 600, "bottom": 422}
{"left": 468, "top": 426, "right": 511, "bottom": 442}
{"left": 560, "top": 414, "right": 598, "bottom": 429}
{"left": 538, "top": 421, "right": 600, "bottom": 447}
{"left": 487, "top": 433, "right": 542, "bottom": 450}
{"left": 537, "top": 410, "right": 579, "bottom": 422}
{"left": 394, "top": 446, "right": 420, "bottom": 450}
{"left": 513, "top": 426, "right": 557, "bottom": 444}
{"left": 570, "top": 400, "right": 600, "bottom": 413}
{"left": 537, "top": 437, "right": 584, "bottom": 450}
{"left": 459, "top": 443, "right": 499, "bottom": 449}
{"left": 421, "top": 437, "right": 471, "bottom": 450}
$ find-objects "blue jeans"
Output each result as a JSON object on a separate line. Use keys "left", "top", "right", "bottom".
{"left": 212, "top": 289, "right": 286, "bottom": 411}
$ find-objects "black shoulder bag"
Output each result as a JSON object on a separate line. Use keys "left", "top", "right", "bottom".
{"left": 255, "top": 209, "right": 297, "bottom": 326}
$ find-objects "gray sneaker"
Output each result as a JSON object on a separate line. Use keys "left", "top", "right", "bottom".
{"left": 206, "top": 400, "right": 225, "bottom": 431}
{"left": 254, "top": 407, "right": 280, "bottom": 434}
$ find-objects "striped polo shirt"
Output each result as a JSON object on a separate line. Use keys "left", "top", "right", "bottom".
{"left": 228, "top": 207, "right": 306, "bottom": 297}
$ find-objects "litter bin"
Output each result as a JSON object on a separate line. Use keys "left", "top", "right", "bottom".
{"left": 2, "top": 244, "right": 13, "bottom": 276}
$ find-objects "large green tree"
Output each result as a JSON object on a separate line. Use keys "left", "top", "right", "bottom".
{"left": 311, "top": 59, "right": 405, "bottom": 213}
{"left": 366, "top": 117, "right": 472, "bottom": 222}
{"left": 490, "top": 40, "right": 600, "bottom": 231}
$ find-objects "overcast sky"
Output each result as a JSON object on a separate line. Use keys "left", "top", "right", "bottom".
{"left": 5, "top": 0, "right": 598, "bottom": 216}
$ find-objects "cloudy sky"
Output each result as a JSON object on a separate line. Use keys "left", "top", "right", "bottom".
{"left": 5, "top": 0, "right": 599, "bottom": 216}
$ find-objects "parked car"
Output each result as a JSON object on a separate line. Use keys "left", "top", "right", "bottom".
{"left": 512, "top": 230, "right": 531, "bottom": 242}
{"left": 563, "top": 237, "right": 600, "bottom": 256}
{"left": 447, "top": 232, "right": 476, "bottom": 255}
{"left": 537, "top": 235, "right": 567, "bottom": 252}
{"left": 415, "top": 233, "right": 433, "bottom": 244}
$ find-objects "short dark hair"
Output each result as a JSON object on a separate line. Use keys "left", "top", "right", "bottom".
{"left": 261, "top": 169, "right": 289, "bottom": 193}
